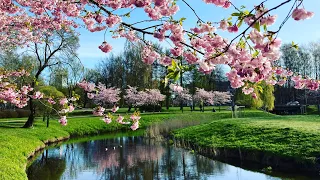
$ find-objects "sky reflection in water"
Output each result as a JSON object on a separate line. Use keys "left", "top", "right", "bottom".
{"left": 27, "top": 136, "right": 293, "bottom": 180}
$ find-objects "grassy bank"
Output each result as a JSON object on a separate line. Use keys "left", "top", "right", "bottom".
{"left": 1, "top": 110, "right": 260, "bottom": 180}
{"left": 173, "top": 115, "right": 320, "bottom": 172}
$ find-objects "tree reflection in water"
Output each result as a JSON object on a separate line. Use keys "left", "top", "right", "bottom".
{"left": 27, "top": 136, "right": 281, "bottom": 180}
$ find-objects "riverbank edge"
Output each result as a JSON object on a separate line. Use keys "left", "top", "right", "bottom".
{"left": 172, "top": 137, "right": 320, "bottom": 175}
{"left": 2, "top": 126, "right": 129, "bottom": 180}
{"left": 2, "top": 111, "right": 310, "bottom": 179}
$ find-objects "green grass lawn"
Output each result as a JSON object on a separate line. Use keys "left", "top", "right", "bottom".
{"left": 173, "top": 114, "right": 320, "bottom": 165}
{"left": 2, "top": 109, "right": 319, "bottom": 179}
{"left": 0, "top": 110, "right": 247, "bottom": 180}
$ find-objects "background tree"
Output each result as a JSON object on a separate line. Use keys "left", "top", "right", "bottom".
{"left": 236, "top": 82, "right": 274, "bottom": 111}
{"left": 23, "top": 30, "right": 80, "bottom": 128}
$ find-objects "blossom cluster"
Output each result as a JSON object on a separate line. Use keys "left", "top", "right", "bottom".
{"left": 0, "top": 0, "right": 317, "bottom": 98}
{"left": 124, "top": 86, "right": 165, "bottom": 107}
{"left": 78, "top": 81, "right": 142, "bottom": 130}
{"left": 193, "top": 88, "right": 231, "bottom": 105}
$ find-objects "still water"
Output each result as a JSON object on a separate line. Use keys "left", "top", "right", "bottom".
{"left": 27, "top": 135, "right": 316, "bottom": 180}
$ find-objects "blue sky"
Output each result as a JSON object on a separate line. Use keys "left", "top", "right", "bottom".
{"left": 77, "top": 0, "right": 320, "bottom": 69}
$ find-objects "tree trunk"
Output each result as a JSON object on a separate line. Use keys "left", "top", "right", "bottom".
{"left": 180, "top": 69, "right": 183, "bottom": 113}
{"left": 43, "top": 112, "right": 46, "bottom": 122}
{"left": 23, "top": 63, "right": 45, "bottom": 128}
{"left": 46, "top": 114, "right": 49, "bottom": 128}
{"left": 23, "top": 98, "right": 35, "bottom": 128}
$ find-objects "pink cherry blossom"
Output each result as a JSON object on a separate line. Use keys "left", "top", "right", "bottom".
{"left": 227, "top": 24, "right": 238, "bottom": 33}
{"left": 59, "top": 98, "right": 68, "bottom": 105}
{"left": 169, "top": 84, "right": 183, "bottom": 93}
{"left": 78, "top": 81, "right": 96, "bottom": 92}
{"left": 292, "top": 8, "right": 314, "bottom": 21}
{"left": 130, "top": 114, "right": 141, "bottom": 121}
{"left": 261, "top": 15, "right": 277, "bottom": 26}
{"left": 111, "top": 106, "right": 119, "bottom": 113}
{"left": 106, "top": 15, "right": 121, "bottom": 27}
{"left": 242, "top": 87, "right": 254, "bottom": 95}
{"left": 87, "top": 93, "right": 95, "bottom": 99}
{"left": 99, "top": 42, "right": 112, "bottom": 53}
{"left": 102, "top": 116, "right": 112, "bottom": 124}
{"left": 48, "top": 98, "right": 56, "bottom": 104}
{"left": 59, "top": 116, "right": 67, "bottom": 126}
{"left": 130, "top": 122, "right": 139, "bottom": 131}
{"left": 93, "top": 106, "right": 105, "bottom": 116}
{"left": 117, "top": 115, "right": 124, "bottom": 123}
{"left": 159, "top": 56, "right": 172, "bottom": 66}
{"left": 69, "top": 104, "right": 75, "bottom": 112}
{"left": 252, "top": 93, "right": 258, "bottom": 99}
{"left": 142, "top": 46, "right": 160, "bottom": 64}
{"left": 219, "top": 20, "right": 228, "bottom": 30}
{"left": 32, "top": 91, "right": 43, "bottom": 99}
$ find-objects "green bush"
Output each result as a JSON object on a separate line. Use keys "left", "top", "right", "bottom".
{"left": 16, "top": 110, "right": 30, "bottom": 118}
{"left": 0, "top": 110, "right": 30, "bottom": 118}
{"left": 139, "top": 105, "right": 162, "bottom": 112}
{"left": 0, "top": 110, "right": 18, "bottom": 118}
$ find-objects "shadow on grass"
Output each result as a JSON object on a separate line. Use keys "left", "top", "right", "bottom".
{"left": 0, "top": 120, "right": 26, "bottom": 128}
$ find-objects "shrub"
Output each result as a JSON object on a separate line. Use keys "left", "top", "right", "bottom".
{"left": 0, "top": 109, "right": 30, "bottom": 118}
{"left": 16, "top": 109, "right": 31, "bottom": 118}
{"left": 139, "top": 105, "right": 162, "bottom": 112}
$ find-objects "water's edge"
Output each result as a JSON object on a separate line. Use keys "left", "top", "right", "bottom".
{"left": 25, "top": 129, "right": 320, "bottom": 179}
{"left": 172, "top": 137, "right": 320, "bottom": 176}
{"left": 26, "top": 135, "right": 70, "bottom": 166}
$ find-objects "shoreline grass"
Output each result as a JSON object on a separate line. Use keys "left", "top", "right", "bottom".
{"left": 3, "top": 110, "right": 317, "bottom": 179}
{"left": 0, "top": 110, "right": 246, "bottom": 180}
{"left": 173, "top": 115, "right": 320, "bottom": 172}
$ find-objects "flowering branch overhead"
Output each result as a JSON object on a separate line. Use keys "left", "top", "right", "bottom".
{"left": 0, "top": 0, "right": 317, "bottom": 96}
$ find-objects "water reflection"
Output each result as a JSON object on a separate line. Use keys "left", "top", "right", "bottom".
{"left": 28, "top": 136, "right": 289, "bottom": 180}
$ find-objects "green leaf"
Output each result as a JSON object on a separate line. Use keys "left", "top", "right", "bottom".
{"left": 227, "top": 17, "right": 232, "bottom": 21}
{"left": 164, "top": 77, "right": 169, "bottom": 87}
{"left": 237, "top": 19, "right": 243, "bottom": 28}
{"left": 231, "top": 13, "right": 241, "bottom": 17}
{"left": 263, "top": 24, "right": 267, "bottom": 31}
{"left": 291, "top": 41, "right": 299, "bottom": 50}
{"left": 124, "top": 12, "right": 130, "bottom": 17}
{"left": 257, "top": 85, "right": 263, "bottom": 93}
{"left": 254, "top": 21, "right": 261, "bottom": 32}
{"left": 253, "top": 50, "right": 259, "bottom": 58}
{"left": 173, "top": 71, "right": 180, "bottom": 82}
{"left": 171, "top": 59, "right": 177, "bottom": 68}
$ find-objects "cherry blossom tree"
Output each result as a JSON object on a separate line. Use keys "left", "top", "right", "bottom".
{"left": 0, "top": 0, "right": 318, "bottom": 129}
{"left": 78, "top": 80, "right": 142, "bottom": 130}
{"left": 124, "top": 86, "right": 141, "bottom": 111}
{"left": 91, "top": 83, "right": 121, "bottom": 107}
{"left": 212, "top": 91, "right": 232, "bottom": 111}
{"left": 143, "top": 89, "right": 166, "bottom": 106}
{"left": 0, "top": 0, "right": 316, "bottom": 92}
{"left": 124, "top": 86, "right": 165, "bottom": 112}
{"left": 213, "top": 91, "right": 232, "bottom": 105}
{"left": 193, "top": 88, "right": 215, "bottom": 108}
{"left": 173, "top": 89, "right": 193, "bottom": 106}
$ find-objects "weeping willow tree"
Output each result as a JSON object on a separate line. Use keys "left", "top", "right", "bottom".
{"left": 236, "top": 81, "right": 275, "bottom": 111}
